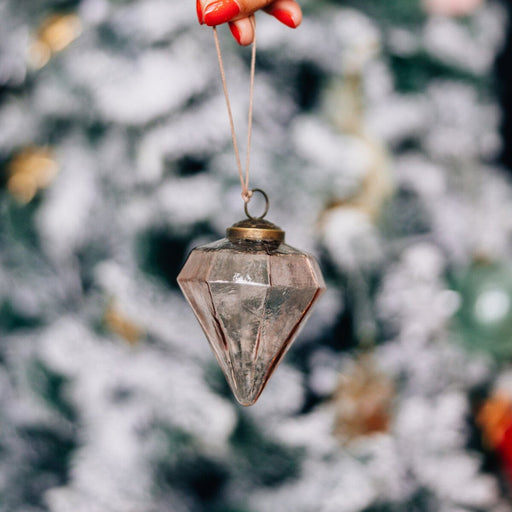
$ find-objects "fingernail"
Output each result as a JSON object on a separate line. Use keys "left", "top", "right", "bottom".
{"left": 229, "top": 22, "right": 242, "bottom": 45}
{"left": 197, "top": 0, "right": 204, "bottom": 24}
{"left": 204, "top": 0, "right": 240, "bottom": 26}
{"left": 271, "top": 9, "right": 297, "bottom": 28}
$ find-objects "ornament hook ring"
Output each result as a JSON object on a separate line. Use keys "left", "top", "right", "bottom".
{"left": 244, "top": 188, "right": 269, "bottom": 220}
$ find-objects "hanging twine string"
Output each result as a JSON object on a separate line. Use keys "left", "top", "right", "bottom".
{"left": 212, "top": 17, "right": 256, "bottom": 204}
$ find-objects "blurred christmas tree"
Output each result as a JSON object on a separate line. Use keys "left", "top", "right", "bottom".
{"left": 2, "top": 0, "right": 512, "bottom": 511}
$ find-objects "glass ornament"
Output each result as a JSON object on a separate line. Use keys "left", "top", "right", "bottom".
{"left": 178, "top": 190, "right": 326, "bottom": 406}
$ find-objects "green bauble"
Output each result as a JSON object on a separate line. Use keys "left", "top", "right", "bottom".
{"left": 453, "top": 262, "right": 512, "bottom": 359}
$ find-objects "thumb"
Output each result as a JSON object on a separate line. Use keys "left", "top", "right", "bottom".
{"left": 199, "top": 0, "right": 273, "bottom": 26}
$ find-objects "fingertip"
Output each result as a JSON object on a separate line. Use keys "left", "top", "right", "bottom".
{"left": 229, "top": 21, "right": 243, "bottom": 44}
{"left": 271, "top": 9, "right": 296, "bottom": 28}
{"left": 266, "top": 0, "right": 302, "bottom": 28}
{"left": 291, "top": 5, "right": 302, "bottom": 27}
{"left": 197, "top": 0, "right": 204, "bottom": 24}
{"left": 203, "top": 0, "right": 241, "bottom": 26}
{"left": 229, "top": 17, "right": 254, "bottom": 46}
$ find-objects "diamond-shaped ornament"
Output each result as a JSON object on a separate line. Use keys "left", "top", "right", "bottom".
{"left": 178, "top": 198, "right": 325, "bottom": 406}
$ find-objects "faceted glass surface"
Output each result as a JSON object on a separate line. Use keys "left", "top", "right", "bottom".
{"left": 178, "top": 238, "right": 326, "bottom": 406}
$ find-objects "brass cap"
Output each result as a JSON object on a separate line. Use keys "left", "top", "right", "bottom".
{"left": 227, "top": 218, "right": 285, "bottom": 243}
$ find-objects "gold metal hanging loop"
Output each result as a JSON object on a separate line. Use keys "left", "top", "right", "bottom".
{"left": 244, "top": 188, "right": 269, "bottom": 220}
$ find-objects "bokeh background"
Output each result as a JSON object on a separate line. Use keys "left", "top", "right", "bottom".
{"left": 2, "top": 0, "right": 512, "bottom": 510}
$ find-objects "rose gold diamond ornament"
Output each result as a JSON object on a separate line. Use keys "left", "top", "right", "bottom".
{"left": 178, "top": 190, "right": 326, "bottom": 406}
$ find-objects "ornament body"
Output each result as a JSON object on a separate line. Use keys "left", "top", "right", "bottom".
{"left": 333, "top": 354, "right": 393, "bottom": 443}
{"left": 453, "top": 262, "right": 512, "bottom": 359}
{"left": 178, "top": 221, "right": 325, "bottom": 406}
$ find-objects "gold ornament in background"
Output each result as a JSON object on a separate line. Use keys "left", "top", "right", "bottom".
{"left": 29, "top": 13, "right": 82, "bottom": 69}
{"left": 104, "top": 302, "right": 144, "bottom": 346}
{"left": 333, "top": 353, "right": 394, "bottom": 443}
{"left": 7, "top": 147, "right": 59, "bottom": 204}
{"left": 476, "top": 393, "right": 512, "bottom": 450}
{"left": 323, "top": 74, "right": 365, "bottom": 135}
{"left": 321, "top": 138, "right": 393, "bottom": 222}
{"left": 319, "top": 72, "right": 394, "bottom": 224}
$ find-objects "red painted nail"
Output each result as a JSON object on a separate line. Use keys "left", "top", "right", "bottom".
{"left": 271, "top": 9, "right": 296, "bottom": 28}
{"left": 197, "top": 0, "right": 204, "bottom": 24}
{"left": 204, "top": 0, "right": 240, "bottom": 26}
{"left": 229, "top": 22, "right": 242, "bottom": 45}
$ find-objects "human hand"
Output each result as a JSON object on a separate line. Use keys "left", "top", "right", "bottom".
{"left": 197, "top": 0, "right": 302, "bottom": 46}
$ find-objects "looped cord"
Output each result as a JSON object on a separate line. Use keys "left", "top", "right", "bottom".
{"left": 212, "top": 17, "right": 256, "bottom": 204}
